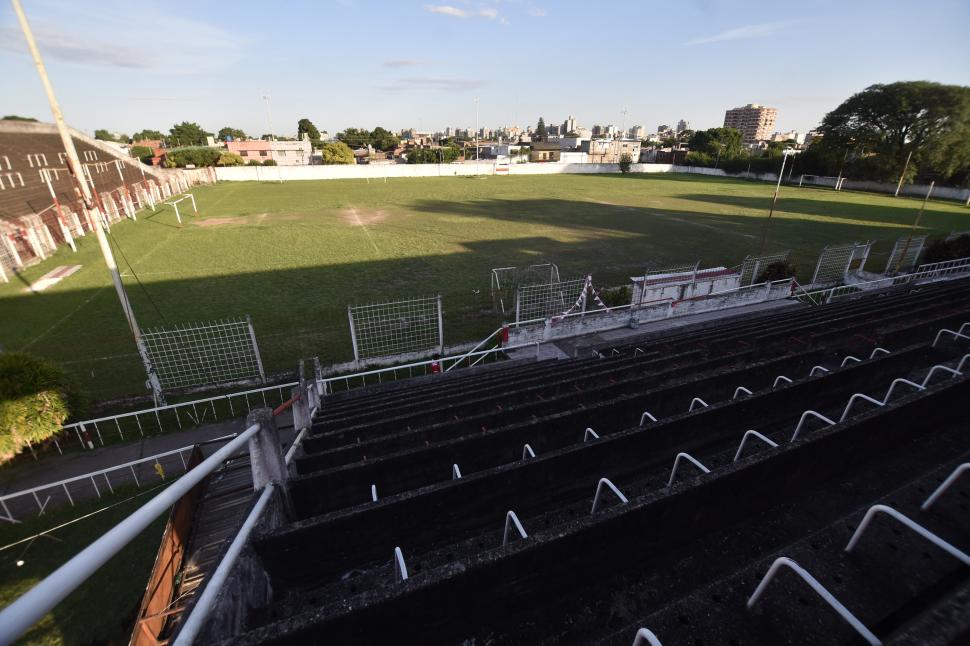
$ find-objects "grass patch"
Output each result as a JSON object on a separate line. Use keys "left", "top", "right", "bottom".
{"left": 0, "top": 485, "right": 168, "bottom": 645}
{"left": 2, "top": 173, "right": 968, "bottom": 402}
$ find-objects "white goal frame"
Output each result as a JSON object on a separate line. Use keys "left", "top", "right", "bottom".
{"left": 885, "top": 235, "right": 927, "bottom": 274}
{"left": 491, "top": 263, "right": 560, "bottom": 314}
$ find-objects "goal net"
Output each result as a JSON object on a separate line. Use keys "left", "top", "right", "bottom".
{"left": 348, "top": 295, "right": 443, "bottom": 361}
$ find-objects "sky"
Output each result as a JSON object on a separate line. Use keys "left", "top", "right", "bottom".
{"left": 2, "top": 0, "right": 969, "bottom": 139}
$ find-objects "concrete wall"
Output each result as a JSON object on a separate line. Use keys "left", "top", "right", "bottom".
{"left": 508, "top": 280, "right": 792, "bottom": 346}
{"left": 799, "top": 175, "right": 970, "bottom": 202}
{"left": 214, "top": 162, "right": 780, "bottom": 182}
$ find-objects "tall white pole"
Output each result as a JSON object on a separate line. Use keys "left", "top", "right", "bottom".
{"left": 12, "top": 0, "right": 165, "bottom": 403}
{"left": 474, "top": 98, "right": 479, "bottom": 162}
{"left": 262, "top": 93, "right": 275, "bottom": 141}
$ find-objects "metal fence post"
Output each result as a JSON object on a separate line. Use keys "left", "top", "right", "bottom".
{"left": 246, "top": 315, "right": 266, "bottom": 383}
{"left": 347, "top": 306, "right": 360, "bottom": 363}
{"left": 436, "top": 294, "right": 445, "bottom": 354}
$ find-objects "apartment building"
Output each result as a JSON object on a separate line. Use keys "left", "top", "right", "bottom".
{"left": 723, "top": 104, "right": 777, "bottom": 143}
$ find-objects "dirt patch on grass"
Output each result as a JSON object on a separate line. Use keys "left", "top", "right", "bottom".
{"left": 342, "top": 207, "right": 388, "bottom": 226}
{"left": 193, "top": 213, "right": 269, "bottom": 227}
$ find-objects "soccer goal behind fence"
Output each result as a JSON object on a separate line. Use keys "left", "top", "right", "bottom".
{"left": 491, "top": 263, "right": 560, "bottom": 314}
{"left": 141, "top": 316, "right": 265, "bottom": 390}
{"left": 515, "top": 278, "right": 587, "bottom": 323}
{"left": 348, "top": 295, "right": 443, "bottom": 361}
{"left": 740, "top": 251, "right": 790, "bottom": 286}
{"left": 885, "top": 235, "right": 927, "bottom": 274}
{"left": 811, "top": 242, "right": 871, "bottom": 286}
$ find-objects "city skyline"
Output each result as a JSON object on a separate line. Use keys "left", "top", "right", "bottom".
{"left": 1, "top": 0, "right": 968, "bottom": 138}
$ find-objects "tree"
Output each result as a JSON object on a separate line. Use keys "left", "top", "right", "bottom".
{"left": 407, "top": 146, "right": 460, "bottom": 164}
{"left": 217, "top": 126, "right": 247, "bottom": 142}
{"left": 619, "top": 153, "right": 633, "bottom": 173}
{"left": 319, "top": 141, "right": 355, "bottom": 164}
{"left": 130, "top": 145, "right": 154, "bottom": 164}
{"left": 337, "top": 128, "right": 372, "bottom": 149}
{"left": 297, "top": 118, "right": 321, "bottom": 143}
{"left": 688, "top": 127, "right": 743, "bottom": 159}
{"left": 535, "top": 117, "right": 546, "bottom": 142}
{"left": 165, "top": 147, "right": 221, "bottom": 167}
{"left": 131, "top": 129, "right": 166, "bottom": 143}
{"left": 370, "top": 126, "right": 400, "bottom": 152}
{"left": 217, "top": 152, "right": 245, "bottom": 166}
{"left": 816, "top": 81, "right": 970, "bottom": 183}
{"left": 168, "top": 121, "right": 213, "bottom": 147}
{"left": 2, "top": 115, "right": 37, "bottom": 121}
{"left": 0, "top": 352, "right": 83, "bottom": 463}
{"left": 94, "top": 129, "right": 113, "bottom": 141}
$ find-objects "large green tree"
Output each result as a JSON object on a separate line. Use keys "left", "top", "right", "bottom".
{"left": 815, "top": 81, "right": 970, "bottom": 184}
{"left": 217, "top": 126, "right": 247, "bottom": 141}
{"left": 688, "top": 127, "right": 743, "bottom": 159}
{"left": 535, "top": 117, "right": 546, "bottom": 142}
{"left": 2, "top": 115, "right": 37, "bottom": 122}
{"left": 319, "top": 141, "right": 355, "bottom": 164}
{"left": 370, "top": 126, "right": 399, "bottom": 152}
{"left": 297, "top": 118, "right": 321, "bottom": 142}
{"left": 337, "top": 128, "right": 372, "bottom": 148}
{"left": 168, "top": 121, "right": 213, "bottom": 147}
{"left": 131, "top": 129, "right": 166, "bottom": 143}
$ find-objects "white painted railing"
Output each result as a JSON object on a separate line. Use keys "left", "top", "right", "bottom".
{"left": 798, "top": 256, "right": 970, "bottom": 304}
{"left": 0, "top": 435, "right": 236, "bottom": 523}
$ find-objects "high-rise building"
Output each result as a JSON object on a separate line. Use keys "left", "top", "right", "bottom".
{"left": 657, "top": 124, "right": 672, "bottom": 135}
{"left": 676, "top": 119, "right": 689, "bottom": 133}
{"left": 562, "top": 115, "right": 577, "bottom": 134}
{"left": 723, "top": 104, "right": 777, "bottom": 143}
{"left": 629, "top": 125, "right": 645, "bottom": 140}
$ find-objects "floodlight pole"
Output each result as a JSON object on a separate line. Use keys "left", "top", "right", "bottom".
{"left": 475, "top": 97, "right": 480, "bottom": 176}
{"left": 895, "top": 181, "right": 934, "bottom": 274}
{"left": 894, "top": 150, "right": 913, "bottom": 197}
{"left": 759, "top": 149, "right": 791, "bottom": 252}
{"left": 13, "top": 0, "right": 165, "bottom": 405}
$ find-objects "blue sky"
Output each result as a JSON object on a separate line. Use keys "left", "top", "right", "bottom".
{"left": 2, "top": 0, "right": 968, "bottom": 138}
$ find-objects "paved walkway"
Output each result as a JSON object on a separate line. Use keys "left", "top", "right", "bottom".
{"left": 0, "top": 411, "right": 294, "bottom": 521}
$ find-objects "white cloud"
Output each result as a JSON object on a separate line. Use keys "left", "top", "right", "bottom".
{"left": 378, "top": 76, "right": 488, "bottom": 93}
{"left": 423, "top": 4, "right": 470, "bottom": 17}
{"left": 0, "top": 0, "right": 242, "bottom": 73}
{"left": 422, "top": 3, "right": 502, "bottom": 20}
{"left": 383, "top": 59, "right": 427, "bottom": 68}
{"left": 528, "top": 6, "right": 548, "bottom": 17}
{"left": 686, "top": 22, "right": 790, "bottom": 45}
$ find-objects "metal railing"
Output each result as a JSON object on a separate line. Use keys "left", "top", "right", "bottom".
{"left": 0, "top": 422, "right": 263, "bottom": 644}
{"left": 798, "top": 256, "right": 970, "bottom": 304}
{"left": 319, "top": 341, "right": 538, "bottom": 392}
{"left": 0, "top": 435, "right": 235, "bottom": 523}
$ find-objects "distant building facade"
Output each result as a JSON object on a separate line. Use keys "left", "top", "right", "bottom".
{"left": 581, "top": 138, "right": 641, "bottom": 164}
{"left": 676, "top": 119, "right": 689, "bottom": 133}
{"left": 723, "top": 104, "right": 777, "bottom": 143}
{"left": 226, "top": 139, "right": 312, "bottom": 165}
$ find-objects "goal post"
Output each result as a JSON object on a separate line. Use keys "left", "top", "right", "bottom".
{"left": 348, "top": 295, "right": 444, "bottom": 361}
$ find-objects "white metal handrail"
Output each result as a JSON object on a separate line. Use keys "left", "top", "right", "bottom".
{"left": 0, "top": 435, "right": 236, "bottom": 523}
{"left": 666, "top": 453, "right": 711, "bottom": 487}
{"left": 922, "top": 463, "right": 970, "bottom": 510}
{"left": 0, "top": 422, "right": 262, "bottom": 644}
{"left": 591, "top": 478, "right": 628, "bottom": 514}
{"left": 747, "top": 557, "right": 881, "bottom": 645}
{"left": 799, "top": 256, "right": 970, "bottom": 304}
{"left": 445, "top": 326, "right": 503, "bottom": 372}
{"left": 845, "top": 504, "right": 970, "bottom": 566}
{"left": 733, "top": 430, "right": 779, "bottom": 462}
{"left": 319, "top": 341, "right": 539, "bottom": 390}
{"left": 502, "top": 510, "right": 528, "bottom": 545}
{"left": 632, "top": 627, "right": 663, "bottom": 646}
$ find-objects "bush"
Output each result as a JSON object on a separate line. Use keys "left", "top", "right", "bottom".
{"left": 165, "top": 147, "right": 221, "bottom": 168}
{"left": 246, "top": 160, "right": 261, "bottom": 166}
{"left": 598, "top": 285, "right": 632, "bottom": 307}
{"left": 262, "top": 159, "right": 278, "bottom": 166}
{"left": 619, "top": 153, "right": 632, "bottom": 174}
{"left": 922, "top": 235, "right": 970, "bottom": 264}
{"left": 216, "top": 152, "right": 244, "bottom": 167}
{"left": 684, "top": 151, "right": 713, "bottom": 166}
{"left": 319, "top": 141, "right": 355, "bottom": 165}
{"left": 0, "top": 352, "right": 83, "bottom": 462}
{"left": 129, "top": 145, "right": 153, "bottom": 164}
{"left": 756, "top": 260, "right": 797, "bottom": 282}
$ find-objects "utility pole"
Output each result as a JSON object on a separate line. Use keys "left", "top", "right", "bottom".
{"left": 894, "top": 150, "right": 913, "bottom": 197}
{"left": 12, "top": 0, "right": 165, "bottom": 404}
{"left": 760, "top": 149, "right": 791, "bottom": 253}
{"left": 262, "top": 92, "right": 275, "bottom": 141}
{"left": 474, "top": 96, "right": 480, "bottom": 176}
{"left": 895, "top": 181, "right": 934, "bottom": 273}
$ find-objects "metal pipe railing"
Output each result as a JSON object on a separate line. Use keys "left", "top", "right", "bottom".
{"left": 0, "top": 422, "right": 262, "bottom": 645}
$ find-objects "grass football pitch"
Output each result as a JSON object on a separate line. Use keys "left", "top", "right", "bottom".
{"left": 2, "top": 172, "right": 967, "bottom": 402}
